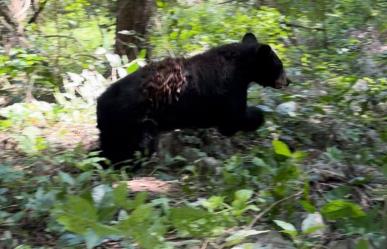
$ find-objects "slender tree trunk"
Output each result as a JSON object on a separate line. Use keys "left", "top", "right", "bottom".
{"left": 114, "top": 0, "right": 155, "bottom": 61}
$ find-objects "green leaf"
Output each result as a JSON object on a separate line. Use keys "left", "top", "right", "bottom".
{"left": 252, "top": 157, "right": 267, "bottom": 167}
{"left": 225, "top": 229, "right": 270, "bottom": 246}
{"left": 54, "top": 196, "right": 99, "bottom": 234}
{"left": 234, "top": 189, "right": 253, "bottom": 202}
{"left": 138, "top": 49, "right": 147, "bottom": 59}
{"left": 133, "top": 192, "right": 148, "bottom": 209}
{"left": 321, "top": 200, "right": 366, "bottom": 221}
{"left": 201, "top": 196, "right": 224, "bottom": 211}
{"left": 156, "top": 0, "right": 165, "bottom": 8}
{"left": 112, "top": 183, "right": 131, "bottom": 209}
{"left": 232, "top": 189, "right": 254, "bottom": 213}
{"left": 170, "top": 207, "right": 223, "bottom": 237}
{"left": 272, "top": 140, "right": 292, "bottom": 157}
{"left": 300, "top": 200, "right": 316, "bottom": 213}
{"left": 292, "top": 151, "right": 307, "bottom": 160}
{"left": 115, "top": 204, "right": 167, "bottom": 249}
{"left": 127, "top": 61, "right": 139, "bottom": 74}
{"left": 0, "top": 119, "right": 12, "bottom": 129}
{"left": 355, "top": 239, "right": 369, "bottom": 249}
{"left": 58, "top": 171, "right": 75, "bottom": 185}
{"left": 273, "top": 220, "right": 298, "bottom": 237}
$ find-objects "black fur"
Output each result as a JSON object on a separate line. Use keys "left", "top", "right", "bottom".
{"left": 97, "top": 33, "right": 289, "bottom": 166}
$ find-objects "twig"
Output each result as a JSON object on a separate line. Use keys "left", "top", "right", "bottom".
{"left": 247, "top": 191, "right": 303, "bottom": 229}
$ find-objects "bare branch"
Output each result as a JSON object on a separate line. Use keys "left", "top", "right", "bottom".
{"left": 28, "top": 0, "right": 48, "bottom": 24}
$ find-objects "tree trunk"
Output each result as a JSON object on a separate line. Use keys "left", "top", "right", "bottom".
{"left": 0, "top": 0, "right": 31, "bottom": 52}
{"left": 114, "top": 0, "right": 155, "bottom": 61}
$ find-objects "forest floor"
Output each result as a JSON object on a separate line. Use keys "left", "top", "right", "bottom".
{"left": 1, "top": 106, "right": 386, "bottom": 248}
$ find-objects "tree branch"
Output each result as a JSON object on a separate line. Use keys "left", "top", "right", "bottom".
{"left": 28, "top": 0, "right": 48, "bottom": 24}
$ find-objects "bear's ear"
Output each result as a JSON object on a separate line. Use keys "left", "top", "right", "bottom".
{"left": 242, "top": 33, "right": 258, "bottom": 44}
{"left": 258, "top": 44, "right": 272, "bottom": 56}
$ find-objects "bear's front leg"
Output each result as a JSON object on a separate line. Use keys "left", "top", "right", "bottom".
{"left": 240, "top": 106, "right": 265, "bottom": 132}
{"left": 99, "top": 127, "right": 142, "bottom": 166}
{"left": 217, "top": 97, "right": 247, "bottom": 136}
{"left": 218, "top": 106, "right": 264, "bottom": 136}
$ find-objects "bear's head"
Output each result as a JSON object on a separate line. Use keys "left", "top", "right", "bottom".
{"left": 242, "top": 33, "right": 291, "bottom": 89}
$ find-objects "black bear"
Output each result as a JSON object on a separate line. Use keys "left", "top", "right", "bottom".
{"left": 97, "top": 33, "right": 290, "bottom": 166}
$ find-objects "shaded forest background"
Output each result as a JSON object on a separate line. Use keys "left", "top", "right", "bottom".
{"left": 0, "top": 0, "right": 386, "bottom": 248}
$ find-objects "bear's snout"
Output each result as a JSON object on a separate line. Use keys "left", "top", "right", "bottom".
{"left": 274, "top": 72, "right": 289, "bottom": 89}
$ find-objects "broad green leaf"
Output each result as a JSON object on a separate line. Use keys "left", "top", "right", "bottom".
{"left": 272, "top": 140, "right": 292, "bottom": 157}
{"left": 232, "top": 189, "right": 254, "bottom": 213}
{"left": 273, "top": 220, "right": 298, "bottom": 237}
{"left": 112, "top": 183, "right": 131, "bottom": 208}
{"left": 115, "top": 204, "right": 167, "bottom": 249}
{"left": 93, "top": 223, "right": 121, "bottom": 237}
{"left": 252, "top": 157, "right": 266, "bottom": 167}
{"left": 55, "top": 196, "right": 98, "bottom": 234}
{"left": 133, "top": 192, "right": 148, "bottom": 209}
{"left": 292, "top": 151, "right": 307, "bottom": 160}
{"left": 127, "top": 61, "right": 139, "bottom": 74}
{"left": 58, "top": 171, "right": 75, "bottom": 185}
{"left": 170, "top": 207, "right": 223, "bottom": 237}
{"left": 321, "top": 200, "right": 366, "bottom": 221}
{"left": 0, "top": 119, "right": 12, "bottom": 129}
{"left": 65, "top": 196, "right": 98, "bottom": 221}
{"left": 300, "top": 200, "right": 316, "bottom": 213}
{"left": 234, "top": 189, "right": 254, "bottom": 202}
{"left": 201, "top": 196, "right": 224, "bottom": 211}
{"left": 156, "top": 0, "right": 166, "bottom": 8}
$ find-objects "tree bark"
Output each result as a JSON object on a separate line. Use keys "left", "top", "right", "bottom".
{"left": 114, "top": 0, "right": 155, "bottom": 61}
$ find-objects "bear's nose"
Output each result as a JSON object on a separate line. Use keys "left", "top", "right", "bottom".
{"left": 274, "top": 73, "right": 288, "bottom": 89}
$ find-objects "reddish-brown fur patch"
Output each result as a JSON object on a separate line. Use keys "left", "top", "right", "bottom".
{"left": 142, "top": 58, "right": 187, "bottom": 108}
